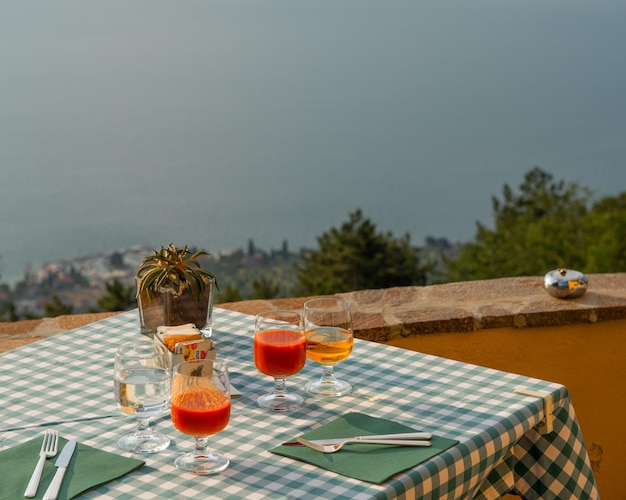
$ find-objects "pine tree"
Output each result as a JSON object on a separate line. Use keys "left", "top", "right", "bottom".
{"left": 295, "top": 209, "right": 428, "bottom": 296}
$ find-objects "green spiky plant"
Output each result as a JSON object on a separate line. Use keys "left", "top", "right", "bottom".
{"left": 136, "top": 243, "right": 219, "bottom": 301}
{"left": 135, "top": 243, "right": 219, "bottom": 335}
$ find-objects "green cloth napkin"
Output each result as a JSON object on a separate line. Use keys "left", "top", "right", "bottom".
{"left": 0, "top": 436, "right": 144, "bottom": 499}
{"left": 270, "top": 412, "right": 458, "bottom": 484}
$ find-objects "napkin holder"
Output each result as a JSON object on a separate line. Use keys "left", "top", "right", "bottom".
{"left": 154, "top": 324, "right": 216, "bottom": 367}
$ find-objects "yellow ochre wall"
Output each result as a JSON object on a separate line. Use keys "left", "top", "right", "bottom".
{"left": 384, "top": 319, "right": 625, "bottom": 500}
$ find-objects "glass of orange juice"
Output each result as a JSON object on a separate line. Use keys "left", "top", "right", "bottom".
{"left": 171, "top": 358, "right": 231, "bottom": 474}
{"left": 304, "top": 298, "right": 354, "bottom": 397}
{"left": 254, "top": 310, "right": 306, "bottom": 411}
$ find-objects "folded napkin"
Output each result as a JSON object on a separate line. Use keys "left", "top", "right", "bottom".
{"left": 0, "top": 436, "right": 144, "bottom": 499}
{"left": 270, "top": 412, "right": 458, "bottom": 484}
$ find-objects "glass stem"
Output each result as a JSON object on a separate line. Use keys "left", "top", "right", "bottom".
{"left": 273, "top": 377, "right": 288, "bottom": 395}
{"left": 135, "top": 417, "right": 152, "bottom": 435}
{"left": 194, "top": 437, "right": 210, "bottom": 456}
{"left": 321, "top": 364, "right": 336, "bottom": 382}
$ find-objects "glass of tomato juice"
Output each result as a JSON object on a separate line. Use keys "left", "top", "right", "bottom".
{"left": 171, "top": 358, "right": 231, "bottom": 474}
{"left": 254, "top": 310, "right": 306, "bottom": 411}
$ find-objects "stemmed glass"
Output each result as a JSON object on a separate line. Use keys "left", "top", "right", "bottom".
{"left": 171, "top": 358, "right": 231, "bottom": 474}
{"left": 113, "top": 340, "right": 171, "bottom": 453}
{"left": 254, "top": 310, "right": 306, "bottom": 411}
{"left": 304, "top": 298, "right": 354, "bottom": 397}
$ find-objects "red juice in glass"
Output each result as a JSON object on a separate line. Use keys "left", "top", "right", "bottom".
{"left": 171, "top": 391, "right": 231, "bottom": 437}
{"left": 254, "top": 329, "right": 306, "bottom": 378}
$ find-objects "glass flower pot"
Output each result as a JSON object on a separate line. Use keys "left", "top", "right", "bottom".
{"left": 137, "top": 276, "right": 215, "bottom": 338}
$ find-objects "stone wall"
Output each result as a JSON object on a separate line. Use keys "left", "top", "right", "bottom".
{"left": 3, "top": 274, "right": 625, "bottom": 351}
{"left": 218, "top": 273, "right": 626, "bottom": 337}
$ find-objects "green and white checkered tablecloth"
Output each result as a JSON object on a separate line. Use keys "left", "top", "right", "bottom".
{"left": 0, "top": 308, "right": 599, "bottom": 499}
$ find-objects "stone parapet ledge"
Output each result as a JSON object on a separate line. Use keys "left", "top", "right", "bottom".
{"left": 218, "top": 273, "right": 626, "bottom": 342}
{"left": 2, "top": 273, "right": 625, "bottom": 352}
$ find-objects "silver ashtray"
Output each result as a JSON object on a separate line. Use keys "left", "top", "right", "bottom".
{"left": 543, "top": 268, "right": 588, "bottom": 299}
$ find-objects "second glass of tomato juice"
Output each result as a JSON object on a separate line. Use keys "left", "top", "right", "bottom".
{"left": 170, "top": 358, "right": 231, "bottom": 474}
{"left": 254, "top": 310, "right": 306, "bottom": 411}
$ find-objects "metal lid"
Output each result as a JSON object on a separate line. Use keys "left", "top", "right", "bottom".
{"left": 543, "top": 268, "right": 588, "bottom": 299}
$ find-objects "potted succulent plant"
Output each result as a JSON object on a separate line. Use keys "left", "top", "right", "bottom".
{"left": 135, "top": 243, "right": 219, "bottom": 337}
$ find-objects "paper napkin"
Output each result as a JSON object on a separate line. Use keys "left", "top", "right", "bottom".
{"left": 0, "top": 435, "right": 144, "bottom": 499}
{"left": 270, "top": 412, "right": 458, "bottom": 484}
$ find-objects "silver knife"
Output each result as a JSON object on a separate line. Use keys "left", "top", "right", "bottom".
{"left": 42, "top": 439, "right": 77, "bottom": 500}
{"left": 282, "top": 432, "right": 432, "bottom": 446}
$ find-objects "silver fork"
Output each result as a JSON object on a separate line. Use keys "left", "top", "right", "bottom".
{"left": 24, "top": 430, "right": 59, "bottom": 498}
{"left": 296, "top": 436, "right": 431, "bottom": 453}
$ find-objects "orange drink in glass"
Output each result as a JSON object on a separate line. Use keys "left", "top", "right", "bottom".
{"left": 171, "top": 358, "right": 231, "bottom": 474}
{"left": 254, "top": 311, "right": 306, "bottom": 411}
{"left": 304, "top": 298, "right": 354, "bottom": 397}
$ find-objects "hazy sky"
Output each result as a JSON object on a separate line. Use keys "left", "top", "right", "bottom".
{"left": 2, "top": 0, "right": 625, "bottom": 282}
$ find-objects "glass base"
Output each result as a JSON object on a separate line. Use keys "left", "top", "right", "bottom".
{"left": 200, "top": 326, "right": 213, "bottom": 339}
{"left": 175, "top": 451, "right": 229, "bottom": 474}
{"left": 117, "top": 432, "right": 170, "bottom": 454}
{"left": 256, "top": 392, "right": 304, "bottom": 411}
{"left": 305, "top": 378, "right": 353, "bottom": 397}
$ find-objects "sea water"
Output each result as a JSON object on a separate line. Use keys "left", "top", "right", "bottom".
{"left": 2, "top": 0, "right": 626, "bottom": 284}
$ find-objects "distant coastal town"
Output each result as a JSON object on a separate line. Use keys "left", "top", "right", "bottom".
{"left": 0, "top": 245, "right": 154, "bottom": 317}
{"left": 0, "top": 238, "right": 459, "bottom": 319}
{"left": 0, "top": 241, "right": 311, "bottom": 318}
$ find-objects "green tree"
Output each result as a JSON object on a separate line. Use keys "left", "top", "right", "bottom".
{"left": 215, "top": 283, "right": 244, "bottom": 304}
{"left": 295, "top": 209, "right": 428, "bottom": 296}
{"left": 21, "top": 307, "right": 41, "bottom": 320}
{"left": 0, "top": 301, "right": 18, "bottom": 322}
{"left": 251, "top": 275, "right": 281, "bottom": 299}
{"left": 97, "top": 278, "right": 135, "bottom": 312}
{"left": 44, "top": 295, "right": 73, "bottom": 317}
{"left": 444, "top": 167, "right": 592, "bottom": 281}
{"left": 584, "top": 193, "right": 626, "bottom": 272}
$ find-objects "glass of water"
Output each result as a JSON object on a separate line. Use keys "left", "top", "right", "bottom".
{"left": 113, "top": 340, "right": 171, "bottom": 453}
